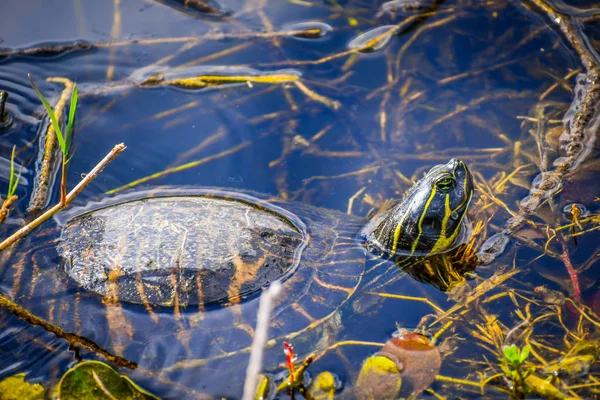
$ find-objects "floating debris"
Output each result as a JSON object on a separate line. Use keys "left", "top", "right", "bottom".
{"left": 555, "top": 72, "right": 600, "bottom": 170}
{"left": 0, "top": 91, "right": 13, "bottom": 130}
{"left": 135, "top": 66, "right": 302, "bottom": 90}
{"left": 347, "top": 25, "right": 398, "bottom": 53}
{"left": 155, "top": 0, "right": 231, "bottom": 17}
{"left": 283, "top": 22, "right": 333, "bottom": 40}
{"left": 0, "top": 41, "right": 93, "bottom": 59}
{"left": 377, "top": 0, "right": 431, "bottom": 18}
{"left": 530, "top": 171, "right": 563, "bottom": 198}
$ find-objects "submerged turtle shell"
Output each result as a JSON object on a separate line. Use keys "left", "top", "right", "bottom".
{"left": 58, "top": 192, "right": 309, "bottom": 306}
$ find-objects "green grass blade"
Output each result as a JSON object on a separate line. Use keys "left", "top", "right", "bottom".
{"left": 8, "top": 145, "right": 22, "bottom": 198}
{"left": 11, "top": 166, "right": 22, "bottom": 198}
{"left": 28, "top": 74, "right": 67, "bottom": 154}
{"left": 8, "top": 145, "right": 15, "bottom": 197}
{"left": 65, "top": 83, "right": 78, "bottom": 152}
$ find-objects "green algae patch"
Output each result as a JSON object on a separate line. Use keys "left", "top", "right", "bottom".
{"left": 0, "top": 373, "right": 45, "bottom": 400}
{"left": 52, "top": 361, "right": 159, "bottom": 400}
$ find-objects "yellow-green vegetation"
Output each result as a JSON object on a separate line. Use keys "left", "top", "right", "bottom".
{"left": 355, "top": 355, "right": 402, "bottom": 400}
{"left": 275, "top": 353, "right": 315, "bottom": 393}
{"left": 7, "top": 145, "right": 20, "bottom": 200}
{"left": 147, "top": 73, "right": 300, "bottom": 88}
{"left": 0, "top": 373, "right": 45, "bottom": 400}
{"left": 308, "top": 372, "right": 338, "bottom": 400}
{"left": 51, "top": 361, "right": 159, "bottom": 400}
{"left": 0, "top": 361, "right": 157, "bottom": 400}
{"left": 254, "top": 374, "right": 270, "bottom": 400}
{"left": 500, "top": 344, "right": 535, "bottom": 398}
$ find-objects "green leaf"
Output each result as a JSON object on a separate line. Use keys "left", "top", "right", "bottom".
{"left": 8, "top": 145, "right": 15, "bottom": 197}
{"left": 28, "top": 74, "right": 67, "bottom": 154}
{"left": 0, "top": 373, "right": 45, "bottom": 400}
{"left": 520, "top": 344, "right": 531, "bottom": 364}
{"left": 52, "top": 360, "right": 160, "bottom": 400}
{"left": 65, "top": 83, "right": 78, "bottom": 154}
{"left": 503, "top": 344, "right": 519, "bottom": 363}
{"left": 8, "top": 145, "right": 22, "bottom": 198}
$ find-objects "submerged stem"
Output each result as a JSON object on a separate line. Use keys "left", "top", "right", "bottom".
{"left": 0, "top": 293, "right": 136, "bottom": 369}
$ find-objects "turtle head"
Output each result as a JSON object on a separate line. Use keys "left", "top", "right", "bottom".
{"left": 364, "top": 159, "right": 474, "bottom": 256}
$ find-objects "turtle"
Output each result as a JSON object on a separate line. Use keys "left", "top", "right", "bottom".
{"left": 0, "top": 158, "right": 473, "bottom": 397}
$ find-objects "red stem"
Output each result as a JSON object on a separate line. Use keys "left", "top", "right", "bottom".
{"left": 560, "top": 241, "right": 581, "bottom": 302}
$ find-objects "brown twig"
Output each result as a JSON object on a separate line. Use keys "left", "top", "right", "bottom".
{"left": 0, "top": 143, "right": 126, "bottom": 251}
{"left": 0, "top": 293, "right": 136, "bottom": 369}
{"left": 0, "top": 196, "right": 18, "bottom": 225}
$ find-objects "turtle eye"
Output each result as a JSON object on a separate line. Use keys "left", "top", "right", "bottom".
{"left": 436, "top": 176, "right": 455, "bottom": 193}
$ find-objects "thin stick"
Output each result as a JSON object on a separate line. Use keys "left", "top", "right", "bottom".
{"left": 0, "top": 143, "right": 126, "bottom": 251}
{"left": 242, "top": 281, "right": 281, "bottom": 400}
{"left": 0, "top": 293, "right": 136, "bottom": 369}
{"left": 106, "top": 141, "right": 248, "bottom": 195}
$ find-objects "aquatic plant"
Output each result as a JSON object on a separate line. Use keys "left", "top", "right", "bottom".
{"left": 501, "top": 344, "right": 534, "bottom": 397}
{"left": 28, "top": 75, "right": 78, "bottom": 206}
{"left": 7, "top": 146, "right": 19, "bottom": 200}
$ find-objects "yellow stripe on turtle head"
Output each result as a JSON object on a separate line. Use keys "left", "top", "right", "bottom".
{"left": 390, "top": 210, "right": 409, "bottom": 256}
{"left": 409, "top": 186, "right": 438, "bottom": 255}
{"left": 430, "top": 189, "right": 472, "bottom": 255}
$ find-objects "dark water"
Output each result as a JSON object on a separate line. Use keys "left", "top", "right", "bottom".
{"left": 0, "top": 0, "right": 599, "bottom": 398}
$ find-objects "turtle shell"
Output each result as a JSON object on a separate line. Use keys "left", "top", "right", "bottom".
{"left": 58, "top": 193, "right": 308, "bottom": 307}
{"left": 1, "top": 187, "right": 366, "bottom": 397}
